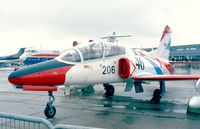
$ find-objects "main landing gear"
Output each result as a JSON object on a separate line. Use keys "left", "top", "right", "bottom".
{"left": 103, "top": 83, "right": 115, "bottom": 97}
{"left": 44, "top": 91, "right": 56, "bottom": 118}
{"left": 150, "top": 81, "right": 165, "bottom": 104}
{"left": 150, "top": 89, "right": 162, "bottom": 104}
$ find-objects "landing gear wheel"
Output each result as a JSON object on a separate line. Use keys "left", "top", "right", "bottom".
{"left": 151, "top": 89, "right": 162, "bottom": 104}
{"left": 44, "top": 91, "right": 56, "bottom": 118}
{"left": 44, "top": 105, "right": 56, "bottom": 118}
{"left": 104, "top": 84, "right": 115, "bottom": 97}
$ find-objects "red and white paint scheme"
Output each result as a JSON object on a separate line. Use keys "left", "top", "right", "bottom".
{"left": 19, "top": 47, "right": 61, "bottom": 65}
{"left": 8, "top": 25, "right": 200, "bottom": 118}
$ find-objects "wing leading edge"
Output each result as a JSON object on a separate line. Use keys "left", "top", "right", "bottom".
{"left": 132, "top": 75, "right": 200, "bottom": 81}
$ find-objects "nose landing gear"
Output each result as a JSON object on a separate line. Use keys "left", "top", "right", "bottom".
{"left": 44, "top": 91, "right": 56, "bottom": 118}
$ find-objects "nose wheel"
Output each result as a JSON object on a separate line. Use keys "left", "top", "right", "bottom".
{"left": 44, "top": 91, "right": 56, "bottom": 118}
{"left": 103, "top": 84, "right": 115, "bottom": 97}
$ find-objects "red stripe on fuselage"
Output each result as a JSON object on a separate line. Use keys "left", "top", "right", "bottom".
{"left": 32, "top": 54, "right": 59, "bottom": 57}
{"left": 9, "top": 66, "right": 72, "bottom": 86}
{"left": 156, "top": 58, "right": 174, "bottom": 74}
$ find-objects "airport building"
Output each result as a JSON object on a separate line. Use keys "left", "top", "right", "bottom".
{"left": 143, "top": 44, "right": 200, "bottom": 62}
{"left": 143, "top": 44, "right": 200, "bottom": 70}
{"left": 169, "top": 44, "right": 200, "bottom": 61}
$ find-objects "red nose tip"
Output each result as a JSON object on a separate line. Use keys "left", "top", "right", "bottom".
{"left": 8, "top": 77, "right": 22, "bottom": 85}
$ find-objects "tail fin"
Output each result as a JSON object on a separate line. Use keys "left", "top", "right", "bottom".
{"left": 14, "top": 48, "right": 26, "bottom": 58}
{"left": 153, "top": 25, "right": 172, "bottom": 59}
{"left": 0, "top": 48, "right": 25, "bottom": 60}
{"left": 16, "top": 48, "right": 25, "bottom": 56}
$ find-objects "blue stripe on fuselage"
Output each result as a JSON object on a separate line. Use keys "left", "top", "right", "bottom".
{"left": 8, "top": 59, "right": 72, "bottom": 79}
{"left": 143, "top": 57, "right": 163, "bottom": 75}
{"left": 24, "top": 57, "right": 54, "bottom": 65}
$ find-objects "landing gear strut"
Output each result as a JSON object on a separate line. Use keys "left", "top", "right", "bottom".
{"left": 150, "top": 89, "right": 162, "bottom": 104}
{"left": 103, "top": 84, "right": 115, "bottom": 97}
{"left": 44, "top": 91, "right": 56, "bottom": 118}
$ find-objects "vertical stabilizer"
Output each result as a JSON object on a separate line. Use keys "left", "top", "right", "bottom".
{"left": 153, "top": 25, "right": 172, "bottom": 59}
{"left": 0, "top": 48, "right": 26, "bottom": 60}
{"left": 16, "top": 48, "right": 26, "bottom": 57}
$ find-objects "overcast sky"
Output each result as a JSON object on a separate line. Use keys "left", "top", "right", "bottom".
{"left": 1, "top": 0, "right": 200, "bottom": 55}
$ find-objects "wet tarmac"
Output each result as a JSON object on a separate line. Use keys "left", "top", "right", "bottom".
{"left": 0, "top": 69, "right": 200, "bottom": 129}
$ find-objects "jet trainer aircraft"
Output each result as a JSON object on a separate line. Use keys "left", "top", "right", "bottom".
{"left": 8, "top": 25, "right": 200, "bottom": 118}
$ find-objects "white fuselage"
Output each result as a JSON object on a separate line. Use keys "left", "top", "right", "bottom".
{"left": 55, "top": 43, "right": 171, "bottom": 87}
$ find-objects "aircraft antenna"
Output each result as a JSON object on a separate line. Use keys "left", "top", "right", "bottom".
{"left": 101, "top": 32, "right": 132, "bottom": 43}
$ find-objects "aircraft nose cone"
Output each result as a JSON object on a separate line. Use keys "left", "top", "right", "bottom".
{"left": 8, "top": 68, "right": 26, "bottom": 85}
{"left": 8, "top": 71, "right": 16, "bottom": 84}
{"left": 8, "top": 71, "right": 15, "bottom": 80}
{"left": 8, "top": 59, "right": 72, "bottom": 86}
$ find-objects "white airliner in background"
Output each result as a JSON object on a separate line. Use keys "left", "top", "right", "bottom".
{"left": 19, "top": 48, "right": 61, "bottom": 65}
{"left": 0, "top": 47, "right": 61, "bottom": 67}
{"left": 8, "top": 25, "right": 200, "bottom": 118}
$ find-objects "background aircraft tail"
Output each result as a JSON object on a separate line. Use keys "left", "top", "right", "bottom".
{"left": 16, "top": 48, "right": 26, "bottom": 57}
{"left": 151, "top": 25, "right": 172, "bottom": 59}
{"left": 0, "top": 48, "right": 26, "bottom": 60}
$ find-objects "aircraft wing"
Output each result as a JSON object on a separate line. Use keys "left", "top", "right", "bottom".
{"left": 132, "top": 75, "right": 200, "bottom": 81}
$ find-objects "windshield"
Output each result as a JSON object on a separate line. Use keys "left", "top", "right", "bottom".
{"left": 78, "top": 42, "right": 103, "bottom": 61}
{"left": 25, "top": 49, "right": 37, "bottom": 53}
{"left": 60, "top": 49, "right": 81, "bottom": 62}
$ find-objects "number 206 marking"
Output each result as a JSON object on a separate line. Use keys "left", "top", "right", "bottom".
{"left": 102, "top": 66, "right": 115, "bottom": 74}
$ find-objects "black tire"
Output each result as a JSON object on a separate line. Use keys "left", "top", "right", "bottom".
{"left": 153, "top": 89, "right": 161, "bottom": 98}
{"left": 151, "top": 89, "right": 162, "bottom": 104}
{"left": 44, "top": 105, "right": 56, "bottom": 118}
{"left": 104, "top": 85, "right": 115, "bottom": 97}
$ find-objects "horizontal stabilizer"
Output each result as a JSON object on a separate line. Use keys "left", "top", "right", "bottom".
{"left": 23, "top": 85, "right": 57, "bottom": 91}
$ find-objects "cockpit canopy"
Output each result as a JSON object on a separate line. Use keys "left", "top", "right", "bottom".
{"left": 60, "top": 49, "right": 81, "bottom": 62}
{"left": 59, "top": 42, "right": 125, "bottom": 63}
{"left": 78, "top": 42, "right": 103, "bottom": 61}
